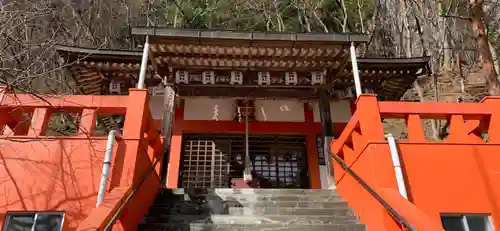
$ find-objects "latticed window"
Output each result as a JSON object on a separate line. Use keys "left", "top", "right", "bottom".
{"left": 3, "top": 212, "right": 64, "bottom": 231}
{"left": 441, "top": 214, "right": 493, "bottom": 231}
{"left": 180, "top": 134, "right": 309, "bottom": 189}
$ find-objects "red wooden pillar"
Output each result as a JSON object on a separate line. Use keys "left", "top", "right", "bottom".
{"left": 305, "top": 104, "right": 321, "bottom": 189}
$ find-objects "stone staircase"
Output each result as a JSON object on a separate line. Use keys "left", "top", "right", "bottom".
{"left": 138, "top": 188, "right": 366, "bottom": 231}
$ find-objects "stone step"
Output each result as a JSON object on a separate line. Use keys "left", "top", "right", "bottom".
{"left": 167, "top": 188, "right": 339, "bottom": 196}
{"left": 143, "top": 214, "right": 359, "bottom": 225}
{"left": 138, "top": 223, "right": 366, "bottom": 231}
{"left": 155, "top": 193, "right": 343, "bottom": 203}
{"left": 140, "top": 189, "right": 364, "bottom": 231}
{"left": 209, "top": 188, "right": 339, "bottom": 195}
{"left": 148, "top": 201, "right": 350, "bottom": 216}
{"left": 152, "top": 200, "right": 348, "bottom": 209}
{"left": 228, "top": 207, "right": 354, "bottom": 216}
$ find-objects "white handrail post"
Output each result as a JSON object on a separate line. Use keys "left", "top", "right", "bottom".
{"left": 137, "top": 36, "right": 150, "bottom": 89}
{"left": 387, "top": 133, "right": 409, "bottom": 199}
{"left": 96, "top": 130, "right": 116, "bottom": 207}
{"left": 350, "top": 42, "right": 362, "bottom": 97}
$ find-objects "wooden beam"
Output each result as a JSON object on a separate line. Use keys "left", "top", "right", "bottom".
{"left": 152, "top": 44, "right": 343, "bottom": 60}
{"left": 156, "top": 56, "right": 340, "bottom": 71}
{"left": 327, "top": 54, "right": 351, "bottom": 87}
{"left": 175, "top": 86, "right": 317, "bottom": 99}
{"left": 148, "top": 46, "right": 162, "bottom": 79}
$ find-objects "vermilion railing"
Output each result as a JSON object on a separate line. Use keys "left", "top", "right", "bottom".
{"left": 329, "top": 94, "right": 500, "bottom": 231}
{"left": 332, "top": 94, "right": 500, "bottom": 162}
{"left": 0, "top": 87, "right": 163, "bottom": 230}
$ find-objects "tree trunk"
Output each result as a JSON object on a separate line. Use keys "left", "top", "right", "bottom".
{"left": 488, "top": 40, "right": 500, "bottom": 75}
{"left": 400, "top": 0, "right": 411, "bottom": 58}
{"left": 469, "top": 0, "right": 500, "bottom": 95}
{"left": 438, "top": 0, "right": 450, "bottom": 70}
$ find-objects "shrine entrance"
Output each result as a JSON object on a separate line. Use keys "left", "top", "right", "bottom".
{"left": 179, "top": 134, "right": 309, "bottom": 189}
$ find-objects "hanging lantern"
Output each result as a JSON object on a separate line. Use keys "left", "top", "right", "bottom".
{"left": 230, "top": 71, "right": 243, "bottom": 85}
{"left": 285, "top": 72, "right": 298, "bottom": 85}
{"left": 258, "top": 72, "right": 271, "bottom": 85}
{"left": 311, "top": 71, "right": 324, "bottom": 85}
{"left": 202, "top": 71, "right": 215, "bottom": 84}
{"left": 175, "top": 70, "right": 189, "bottom": 84}
{"left": 109, "top": 80, "right": 121, "bottom": 94}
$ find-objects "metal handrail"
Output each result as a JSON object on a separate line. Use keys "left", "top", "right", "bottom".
{"left": 329, "top": 150, "right": 417, "bottom": 231}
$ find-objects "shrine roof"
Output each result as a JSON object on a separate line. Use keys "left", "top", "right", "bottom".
{"left": 131, "top": 27, "right": 369, "bottom": 44}
{"left": 338, "top": 57, "right": 429, "bottom": 100}
{"left": 55, "top": 29, "right": 429, "bottom": 100}
{"left": 130, "top": 28, "right": 368, "bottom": 73}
